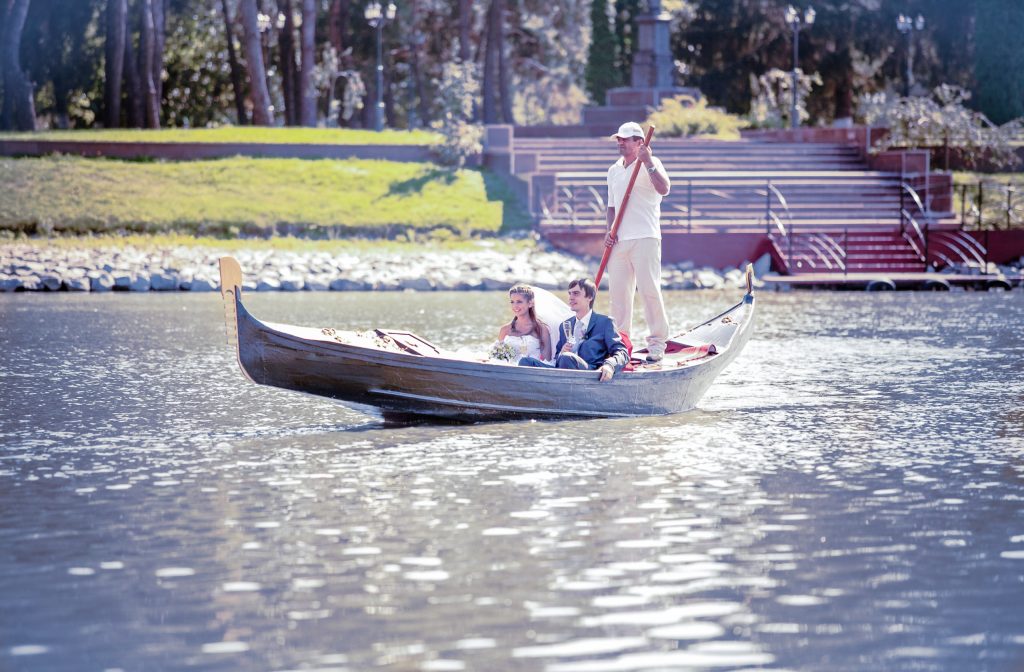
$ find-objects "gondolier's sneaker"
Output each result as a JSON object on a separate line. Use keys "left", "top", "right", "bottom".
{"left": 645, "top": 353, "right": 663, "bottom": 363}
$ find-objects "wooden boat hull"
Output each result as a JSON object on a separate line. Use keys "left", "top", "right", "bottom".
{"left": 221, "top": 258, "right": 755, "bottom": 422}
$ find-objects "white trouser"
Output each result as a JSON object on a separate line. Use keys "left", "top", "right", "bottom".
{"left": 607, "top": 237, "right": 669, "bottom": 356}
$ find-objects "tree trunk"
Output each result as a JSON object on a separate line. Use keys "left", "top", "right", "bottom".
{"left": 1, "top": 0, "right": 36, "bottom": 131}
{"left": 238, "top": 0, "right": 274, "bottom": 125}
{"left": 220, "top": 0, "right": 248, "bottom": 124}
{"left": 140, "top": 0, "right": 160, "bottom": 127}
{"left": 328, "top": 0, "right": 351, "bottom": 126}
{"left": 0, "top": 0, "right": 11, "bottom": 130}
{"left": 151, "top": 0, "right": 165, "bottom": 107}
{"left": 104, "top": 0, "right": 127, "bottom": 128}
{"left": 123, "top": 2, "right": 144, "bottom": 128}
{"left": 496, "top": 0, "right": 512, "bottom": 124}
{"left": 298, "top": 0, "right": 316, "bottom": 126}
{"left": 458, "top": 0, "right": 471, "bottom": 63}
{"left": 279, "top": 0, "right": 297, "bottom": 125}
{"left": 481, "top": 0, "right": 498, "bottom": 123}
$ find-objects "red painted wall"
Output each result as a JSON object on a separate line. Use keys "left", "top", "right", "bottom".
{"left": 971, "top": 230, "right": 1024, "bottom": 264}
{"left": 542, "top": 228, "right": 774, "bottom": 268}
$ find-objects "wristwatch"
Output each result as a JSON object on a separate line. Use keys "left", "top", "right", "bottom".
{"left": 646, "top": 164, "right": 657, "bottom": 174}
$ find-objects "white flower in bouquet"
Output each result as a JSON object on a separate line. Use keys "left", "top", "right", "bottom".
{"left": 489, "top": 340, "right": 519, "bottom": 363}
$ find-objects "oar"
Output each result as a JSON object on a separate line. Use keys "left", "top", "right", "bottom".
{"left": 595, "top": 124, "right": 656, "bottom": 289}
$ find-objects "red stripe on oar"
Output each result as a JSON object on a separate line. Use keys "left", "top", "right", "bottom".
{"left": 595, "top": 124, "right": 656, "bottom": 289}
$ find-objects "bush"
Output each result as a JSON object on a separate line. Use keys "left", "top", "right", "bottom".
{"left": 430, "top": 62, "right": 484, "bottom": 168}
{"left": 860, "top": 85, "right": 1023, "bottom": 171}
{"left": 746, "top": 68, "right": 822, "bottom": 129}
{"left": 644, "top": 95, "right": 748, "bottom": 140}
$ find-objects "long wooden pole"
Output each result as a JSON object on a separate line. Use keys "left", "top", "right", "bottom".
{"left": 595, "top": 124, "right": 656, "bottom": 289}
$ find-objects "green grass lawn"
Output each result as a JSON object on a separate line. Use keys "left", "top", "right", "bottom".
{"left": 951, "top": 171, "right": 1023, "bottom": 228}
{"left": 0, "top": 155, "right": 521, "bottom": 237}
{"left": 0, "top": 126, "right": 441, "bottom": 145}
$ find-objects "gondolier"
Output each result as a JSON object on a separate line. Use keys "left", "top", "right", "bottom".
{"left": 604, "top": 121, "right": 672, "bottom": 364}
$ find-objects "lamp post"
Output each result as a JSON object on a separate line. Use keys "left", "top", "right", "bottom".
{"left": 896, "top": 13, "right": 925, "bottom": 97}
{"left": 364, "top": 1, "right": 397, "bottom": 132}
{"left": 784, "top": 5, "right": 815, "bottom": 129}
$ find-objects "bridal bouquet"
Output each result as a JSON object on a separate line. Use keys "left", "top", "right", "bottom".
{"left": 489, "top": 341, "right": 519, "bottom": 363}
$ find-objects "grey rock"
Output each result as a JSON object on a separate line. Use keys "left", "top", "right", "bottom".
{"left": 113, "top": 274, "right": 132, "bottom": 290}
{"left": 399, "top": 277, "right": 435, "bottom": 291}
{"left": 189, "top": 278, "right": 216, "bottom": 292}
{"left": 695, "top": 270, "right": 725, "bottom": 289}
{"left": 752, "top": 252, "right": 772, "bottom": 279}
{"left": 20, "top": 275, "right": 42, "bottom": 291}
{"left": 129, "top": 274, "right": 151, "bottom": 292}
{"left": 150, "top": 272, "right": 179, "bottom": 291}
{"left": 480, "top": 277, "right": 510, "bottom": 291}
{"left": 304, "top": 277, "right": 330, "bottom": 291}
{"left": 1, "top": 275, "right": 22, "bottom": 292}
{"left": 279, "top": 276, "right": 304, "bottom": 291}
{"left": 40, "top": 274, "right": 63, "bottom": 291}
{"left": 329, "top": 278, "right": 370, "bottom": 291}
{"left": 65, "top": 277, "right": 91, "bottom": 291}
{"left": 256, "top": 277, "right": 282, "bottom": 292}
{"left": 89, "top": 273, "right": 115, "bottom": 292}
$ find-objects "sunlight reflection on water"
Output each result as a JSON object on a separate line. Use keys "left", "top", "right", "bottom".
{"left": 1, "top": 290, "right": 1023, "bottom": 671}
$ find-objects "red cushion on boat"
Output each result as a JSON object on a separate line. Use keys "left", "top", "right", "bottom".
{"left": 619, "top": 330, "right": 633, "bottom": 357}
{"left": 623, "top": 342, "right": 717, "bottom": 371}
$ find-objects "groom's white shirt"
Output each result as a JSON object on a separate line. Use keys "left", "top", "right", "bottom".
{"left": 571, "top": 310, "right": 593, "bottom": 352}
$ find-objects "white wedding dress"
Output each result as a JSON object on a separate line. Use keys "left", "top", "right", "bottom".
{"left": 502, "top": 333, "right": 543, "bottom": 364}
{"left": 532, "top": 287, "right": 574, "bottom": 355}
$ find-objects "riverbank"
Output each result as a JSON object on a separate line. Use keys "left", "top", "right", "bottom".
{"left": 0, "top": 238, "right": 763, "bottom": 293}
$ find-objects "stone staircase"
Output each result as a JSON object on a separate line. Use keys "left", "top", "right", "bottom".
{"left": 506, "top": 135, "right": 966, "bottom": 274}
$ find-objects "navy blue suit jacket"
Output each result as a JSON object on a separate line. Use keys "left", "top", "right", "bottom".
{"left": 555, "top": 312, "right": 629, "bottom": 371}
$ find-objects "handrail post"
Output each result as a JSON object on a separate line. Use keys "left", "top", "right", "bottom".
{"left": 960, "top": 183, "right": 966, "bottom": 229}
{"left": 789, "top": 225, "right": 794, "bottom": 269}
{"left": 899, "top": 185, "right": 905, "bottom": 235}
{"left": 1007, "top": 186, "right": 1014, "bottom": 230}
{"left": 766, "top": 179, "right": 771, "bottom": 234}
{"left": 978, "top": 182, "right": 984, "bottom": 230}
{"left": 687, "top": 179, "right": 692, "bottom": 233}
{"left": 844, "top": 227, "right": 848, "bottom": 276}
{"left": 924, "top": 222, "right": 930, "bottom": 268}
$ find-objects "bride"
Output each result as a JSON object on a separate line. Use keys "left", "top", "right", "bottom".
{"left": 495, "top": 284, "right": 573, "bottom": 364}
{"left": 496, "top": 285, "right": 552, "bottom": 363}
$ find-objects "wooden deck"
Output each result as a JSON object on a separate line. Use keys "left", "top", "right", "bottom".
{"left": 761, "top": 272, "right": 1021, "bottom": 290}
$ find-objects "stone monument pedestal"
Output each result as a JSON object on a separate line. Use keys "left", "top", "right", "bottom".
{"left": 581, "top": 2, "right": 700, "bottom": 133}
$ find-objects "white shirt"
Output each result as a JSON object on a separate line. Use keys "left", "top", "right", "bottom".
{"left": 572, "top": 310, "right": 592, "bottom": 352}
{"left": 606, "top": 156, "right": 667, "bottom": 241}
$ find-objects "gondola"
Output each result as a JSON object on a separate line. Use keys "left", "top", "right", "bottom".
{"left": 218, "top": 256, "right": 756, "bottom": 422}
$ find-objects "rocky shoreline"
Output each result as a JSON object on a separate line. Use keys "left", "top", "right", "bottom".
{"left": 0, "top": 242, "right": 769, "bottom": 293}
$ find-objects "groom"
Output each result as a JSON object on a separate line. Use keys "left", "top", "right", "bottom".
{"left": 519, "top": 277, "right": 629, "bottom": 382}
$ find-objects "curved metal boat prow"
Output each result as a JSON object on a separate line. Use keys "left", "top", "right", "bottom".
{"left": 218, "top": 256, "right": 257, "bottom": 384}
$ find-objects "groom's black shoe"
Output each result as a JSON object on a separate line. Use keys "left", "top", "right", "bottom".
{"left": 645, "top": 353, "right": 663, "bottom": 363}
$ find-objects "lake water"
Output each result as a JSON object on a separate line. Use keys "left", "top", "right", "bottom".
{"left": 2, "top": 289, "right": 1023, "bottom": 672}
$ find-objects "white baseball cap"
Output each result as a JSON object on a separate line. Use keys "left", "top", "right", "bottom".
{"left": 612, "top": 121, "right": 644, "bottom": 139}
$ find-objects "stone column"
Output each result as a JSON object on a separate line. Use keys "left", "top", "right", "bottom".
{"left": 630, "top": 0, "right": 675, "bottom": 90}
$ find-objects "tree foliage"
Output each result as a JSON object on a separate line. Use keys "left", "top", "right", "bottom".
{"left": 866, "top": 85, "right": 1022, "bottom": 171}
{"left": 0, "top": 0, "right": 1020, "bottom": 131}
{"left": 973, "top": 0, "right": 1024, "bottom": 125}
{"left": 747, "top": 68, "right": 822, "bottom": 129}
{"left": 585, "top": 0, "right": 620, "bottom": 105}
